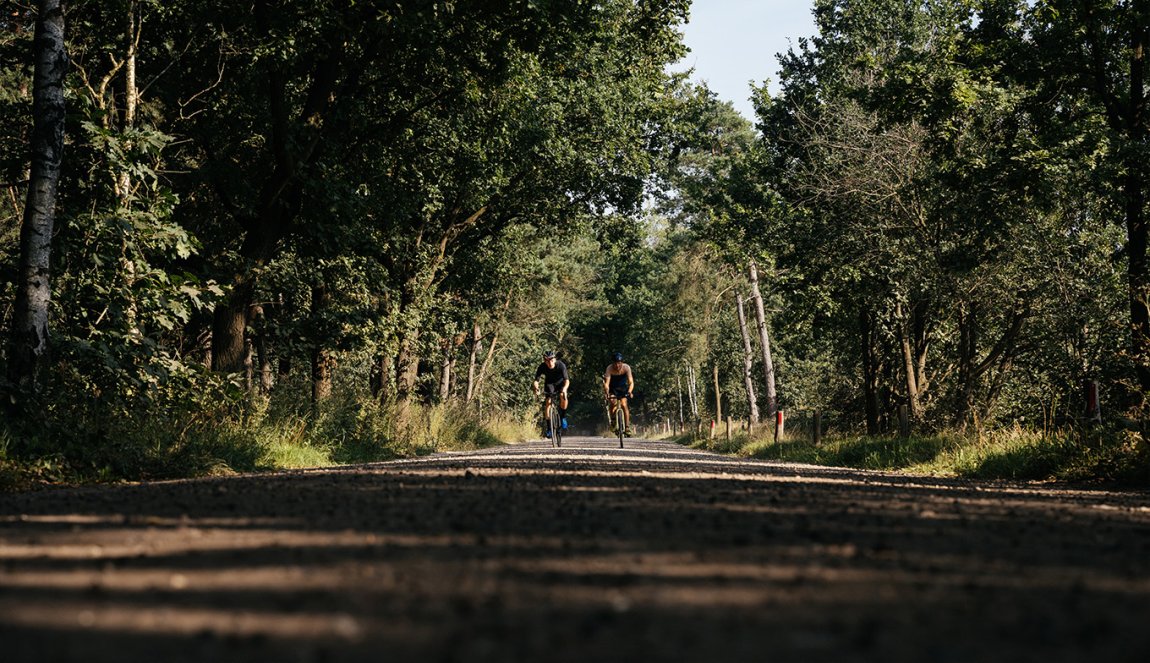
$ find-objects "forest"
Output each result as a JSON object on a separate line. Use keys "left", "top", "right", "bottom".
{"left": 1, "top": 0, "right": 1148, "bottom": 485}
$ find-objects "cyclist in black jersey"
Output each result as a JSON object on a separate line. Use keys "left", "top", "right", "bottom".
{"left": 603, "top": 351, "right": 634, "bottom": 436}
{"left": 533, "top": 350, "right": 569, "bottom": 438}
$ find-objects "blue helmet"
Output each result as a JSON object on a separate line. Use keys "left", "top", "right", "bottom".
{"left": 612, "top": 352, "right": 624, "bottom": 361}
{"left": 543, "top": 350, "right": 556, "bottom": 359}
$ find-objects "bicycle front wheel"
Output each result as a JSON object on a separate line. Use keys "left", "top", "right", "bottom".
{"left": 615, "top": 407, "right": 625, "bottom": 448}
{"left": 551, "top": 405, "right": 562, "bottom": 448}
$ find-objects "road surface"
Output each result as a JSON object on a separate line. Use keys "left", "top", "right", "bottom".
{"left": 3, "top": 437, "right": 1150, "bottom": 661}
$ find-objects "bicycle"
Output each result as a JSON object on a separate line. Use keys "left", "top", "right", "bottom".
{"left": 606, "top": 393, "right": 627, "bottom": 448}
{"left": 540, "top": 389, "right": 563, "bottom": 448}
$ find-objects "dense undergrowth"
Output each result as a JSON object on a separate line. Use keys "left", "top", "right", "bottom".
{"left": 676, "top": 423, "right": 1150, "bottom": 485}
{"left": 0, "top": 388, "right": 534, "bottom": 492}
{"left": 5, "top": 386, "right": 1148, "bottom": 491}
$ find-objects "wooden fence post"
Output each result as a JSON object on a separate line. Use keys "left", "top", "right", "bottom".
{"left": 898, "top": 405, "right": 909, "bottom": 437}
{"left": 725, "top": 416, "right": 732, "bottom": 442}
{"left": 1084, "top": 380, "right": 1101, "bottom": 425}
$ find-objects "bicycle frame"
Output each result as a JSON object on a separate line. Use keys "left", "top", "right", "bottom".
{"left": 541, "top": 392, "right": 562, "bottom": 448}
{"left": 606, "top": 394, "right": 626, "bottom": 448}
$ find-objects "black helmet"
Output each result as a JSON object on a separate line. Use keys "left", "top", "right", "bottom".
{"left": 543, "top": 350, "right": 556, "bottom": 359}
{"left": 612, "top": 351, "right": 624, "bottom": 361}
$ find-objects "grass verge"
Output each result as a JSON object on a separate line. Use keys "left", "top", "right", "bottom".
{"left": 679, "top": 424, "right": 1150, "bottom": 485}
{"left": 1, "top": 396, "right": 533, "bottom": 491}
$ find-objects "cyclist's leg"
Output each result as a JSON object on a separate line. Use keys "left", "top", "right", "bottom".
{"left": 540, "top": 395, "right": 553, "bottom": 437}
{"left": 609, "top": 388, "right": 625, "bottom": 431}
{"left": 556, "top": 386, "right": 569, "bottom": 429}
{"left": 621, "top": 396, "right": 632, "bottom": 434}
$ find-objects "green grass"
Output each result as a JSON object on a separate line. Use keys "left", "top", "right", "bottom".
{"left": 1, "top": 395, "right": 533, "bottom": 490}
{"left": 677, "top": 424, "right": 1150, "bottom": 484}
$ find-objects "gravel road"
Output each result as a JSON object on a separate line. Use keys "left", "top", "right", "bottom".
{"left": 3, "top": 436, "right": 1150, "bottom": 662}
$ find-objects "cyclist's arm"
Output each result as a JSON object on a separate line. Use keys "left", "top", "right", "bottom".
{"left": 558, "top": 364, "right": 570, "bottom": 395}
{"left": 626, "top": 366, "right": 634, "bottom": 397}
{"left": 533, "top": 365, "right": 544, "bottom": 394}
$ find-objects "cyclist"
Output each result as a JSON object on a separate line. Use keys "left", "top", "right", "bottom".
{"left": 603, "top": 351, "right": 634, "bottom": 436}
{"left": 533, "top": 350, "right": 570, "bottom": 438}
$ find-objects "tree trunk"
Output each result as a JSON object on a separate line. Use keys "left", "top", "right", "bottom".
{"left": 8, "top": 0, "right": 66, "bottom": 394}
{"left": 677, "top": 373, "right": 685, "bottom": 428}
{"left": 736, "top": 292, "right": 760, "bottom": 424}
{"left": 117, "top": 1, "right": 140, "bottom": 330}
{"left": 860, "top": 308, "right": 881, "bottom": 435}
{"left": 375, "top": 355, "right": 393, "bottom": 400}
{"left": 311, "top": 346, "right": 333, "bottom": 405}
{"left": 1124, "top": 14, "right": 1149, "bottom": 398}
{"left": 684, "top": 362, "right": 698, "bottom": 419}
{"left": 393, "top": 335, "right": 420, "bottom": 427}
{"left": 211, "top": 273, "right": 253, "bottom": 372}
{"left": 116, "top": 0, "right": 138, "bottom": 200}
{"left": 955, "top": 303, "right": 977, "bottom": 431}
{"left": 748, "top": 260, "right": 778, "bottom": 416}
{"left": 439, "top": 332, "right": 465, "bottom": 403}
{"left": 465, "top": 322, "right": 481, "bottom": 402}
{"left": 249, "top": 304, "right": 274, "bottom": 394}
{"left": 471, "top": 330, "right": 500, "bottom": 404}
{"left": 1076, "top": 1, "right": 1150, "bottom": 405}
{"left": 897, "top": 300, "right": 929, "bottom": 422}
{"left": 712, "top": 362, "right": 722, "bottom": 422}
{"left": 208, "top": 26, "right": 341, "bottom": 373}
{"left": 955, "top": 299, "right": 1028, "bottom": 430}
{"left": 255, "top": 332, "right": 273, "bottom": 394}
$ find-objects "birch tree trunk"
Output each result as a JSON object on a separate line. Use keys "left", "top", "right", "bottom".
{"left": 897, "top": 301, "right": 921, "bottom": 421}
{"left": 748, "top": 260, "right": 778, "bottom": 417}
{"left": 736, "top": 292, "right": 760, "bottom": 424}
{"left": 684, "top": 362, "right": 698, "bottom": 419}
{"left": 116, "top": 0, "right": 138, "bottom": 200}
{"left": 465, "top": 322, "right": 481, "bottom": 402}
{"left": 471, "top": 331, "right": 500, "bottom": 404}
{"left": 8, "top": 0, "right": 67, "bottom": 393}
{"left": 676, "top": 374, "right": 684, "bottom": 428}
{"left": 117, "top": 1, "right": 140, "bottom": 329}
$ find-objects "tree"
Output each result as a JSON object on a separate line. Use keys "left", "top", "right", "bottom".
{"left": 7, "top": 0, "right": 66, "bottom": 395}
{"left": 1027, "top": 1, "right": 1150, "bottom": 407}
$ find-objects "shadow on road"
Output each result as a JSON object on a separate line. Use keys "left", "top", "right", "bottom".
{"left": 3, "top": 439, "right": 1149, "bottom": 662}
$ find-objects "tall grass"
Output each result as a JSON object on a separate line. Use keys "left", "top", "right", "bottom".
{"left": 2, "top": 390, "right": 534, "bottom": 490}
{"left": 677, "top": 423, "right": 1149, "bottom": 484}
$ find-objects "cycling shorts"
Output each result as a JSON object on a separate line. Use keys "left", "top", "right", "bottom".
{"left": 608, "top": 385, "right": 630, "bottom": 399}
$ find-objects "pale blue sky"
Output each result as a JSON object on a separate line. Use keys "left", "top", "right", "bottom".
{"left": 675, "top": 1, "right": 818, "bottom": 120}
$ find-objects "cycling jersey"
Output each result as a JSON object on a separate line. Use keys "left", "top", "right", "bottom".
{"left": 604, "top": 362, "right": 633, "bottom": 397}
{"left": 535, "top": 359, "right": 569, "bottom": 392}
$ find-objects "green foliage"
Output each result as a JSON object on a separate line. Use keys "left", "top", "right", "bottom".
{"left": 2, "top": 0, "right": 1144, "bottom": 488}
{"left": 677, "top": 425, "right": 1147, "bottom": 485}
